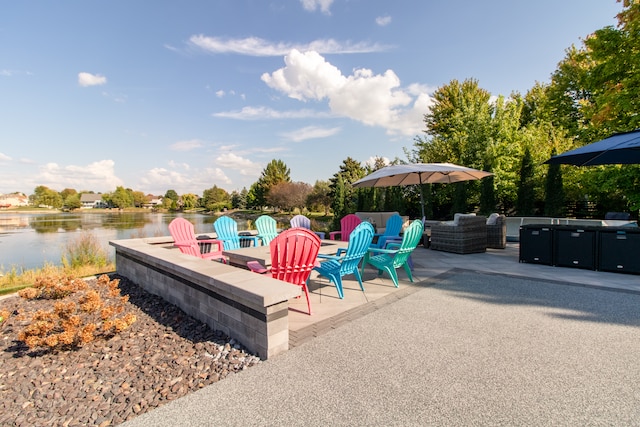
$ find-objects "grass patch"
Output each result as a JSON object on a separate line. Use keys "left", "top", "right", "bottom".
{"left": 0, "top": 232, "right": 115, "bottom": 296}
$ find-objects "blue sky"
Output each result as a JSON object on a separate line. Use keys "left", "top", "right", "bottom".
{"left": 0, "top": 0, "right": 623, "bottom": 196}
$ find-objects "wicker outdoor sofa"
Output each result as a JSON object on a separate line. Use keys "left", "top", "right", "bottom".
{"left": 430, "top": 214, "right": 488, "bottom": 254}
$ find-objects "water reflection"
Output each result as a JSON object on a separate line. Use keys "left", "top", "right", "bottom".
{"left": 0, "top": 212, "right": 229, "bottom": 270}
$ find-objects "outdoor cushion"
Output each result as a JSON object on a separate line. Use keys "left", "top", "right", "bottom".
{"left": 453, "top": 213, "right": 476, "bottom": 226}
{"left": 487, "top": 213, "right": 500, "bottom": 225}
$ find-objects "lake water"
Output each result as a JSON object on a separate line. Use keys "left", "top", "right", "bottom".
{"left": 0, "top": 212, "right": 255, "bottom": 271}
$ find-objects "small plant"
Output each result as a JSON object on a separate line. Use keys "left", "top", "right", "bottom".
{"left": 17, "top": 274, "right": 136, "bottom": 351}
{"left": 61, "top": 231, "right": 110, "bottom": 269}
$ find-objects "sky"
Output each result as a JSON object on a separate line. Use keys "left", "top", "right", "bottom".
{"left": 0, "top": 0, "right": 624, "bottom": 197}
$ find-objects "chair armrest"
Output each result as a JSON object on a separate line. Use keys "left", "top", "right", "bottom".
{"left": 239, "top": 236, "right": 260, "bottom": 247}
{"left": 196, "top": 239, "right": 224, "bottom": 251}
{"left": 317, "top": 253, "right": 344, "bottom": 261}
{"left": 367, "top": 247, "right": 398, "bottom": 255}
{"left": 247, "top": 260, "right": 268, "bottom": 274}
{"left": 329, "top": 231, "right": 341, "bottom": 240}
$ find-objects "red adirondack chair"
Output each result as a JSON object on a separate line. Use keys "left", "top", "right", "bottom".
{"left": 329, "top": 214, "right": 362, "bottom": 242}
{"left": 168, "top": 217, "right": 226, "bottom": 263}
{"left": 248, "top": 228, "right": 321, "bottom": 315}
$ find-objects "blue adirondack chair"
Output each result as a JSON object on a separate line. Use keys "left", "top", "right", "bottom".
{"left": 213, "top": 216, "right": 258, "bottom": 250}
{"left": 313, "top": 222, "right": 375, "bottom": 299}
{"left": 361, "top": 219, "right": 423, "bottom": 288}
{"left": 255, "top": 215, "right": 278, "bottom": 246}
{"left": 370, "top": 214, "right": 403, "bottom": 249}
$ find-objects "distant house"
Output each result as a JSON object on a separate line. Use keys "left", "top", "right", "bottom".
{"left": 0, "top": 192, "right": 29, "bottom": 208}
{"left": 80, "top": 193, "right": 107, "bottom": 209}
{"left": 143, "top": 195, "right": 163, "bottom": 209}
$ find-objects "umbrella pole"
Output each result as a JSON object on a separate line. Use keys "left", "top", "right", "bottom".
{"left": 419, "top": 172, "right": 425, "bottom": 219}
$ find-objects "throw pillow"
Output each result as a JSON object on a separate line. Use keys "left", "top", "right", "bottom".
{"left": 487, "top": 213, "right": 500, "bottom": 225}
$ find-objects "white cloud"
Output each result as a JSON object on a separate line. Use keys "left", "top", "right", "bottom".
{"left": 0, "top": 152, "right": 12, "bottom": 162}
{"left": 170, "top": 139, "right": 204, "bottom": 151}
{"left": 300, "top": 0, "right": 334, "bottom": 14}
{"left": 189, "top": 35, "right": 387, "bottom": 56}
{"left": 281, "top": 125, "right": 341, "bottom": 142}
{"left": 35, "top": 160, "right": 123, "bottom": 192}
{"left": 215, "top": 90, "right": 225, "bottom": 98}
{"left": 78, "top": 72, "right": 107, "bottom": 87}
{"left": 215, "top": 153, "right": 262, "bottom": 177}
{"left": 213, "top": 106, "right": 331, "bottom": 120}
{"left": 376, "top": 15, "right": 392, "bottom": 26}
{"left": 261, "top": 49, "right": 435, "bottom": 136}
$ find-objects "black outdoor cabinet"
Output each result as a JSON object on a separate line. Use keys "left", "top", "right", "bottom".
{"left": 554, "top": 226, "right": 597, "bottom": 270}
{"left": 519, "top": 225, "right": 554, "bottom": 265}
{"left": 599, "top": 228, "right": 640, "bottom": 274}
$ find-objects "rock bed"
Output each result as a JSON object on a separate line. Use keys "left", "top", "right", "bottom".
{"left": 0, "top": 275, "right": 261, "bottom": 427}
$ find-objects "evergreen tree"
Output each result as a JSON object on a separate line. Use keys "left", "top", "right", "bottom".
{"left": 516, "top": 148, "right": 536, "bottom": 216}
{"left": 545, "top": 152, "right": 565, "bottom": 217}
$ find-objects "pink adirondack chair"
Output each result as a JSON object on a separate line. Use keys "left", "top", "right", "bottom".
{"left": 248, "top": 228, "right": 321, "bottom": 315}
{"left": 329, "top": 214, "right": 362, "bottom": 242}
{"left": 168, "top": 218, "right": 226, "bottom": 263}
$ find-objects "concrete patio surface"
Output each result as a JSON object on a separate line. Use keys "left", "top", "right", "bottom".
{"left": 122, "top": 243, "right": 640, "bottom": 426}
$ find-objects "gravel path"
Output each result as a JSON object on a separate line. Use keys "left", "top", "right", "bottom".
{"left": 0, "top": 275, "right": 261, "bottom": 427}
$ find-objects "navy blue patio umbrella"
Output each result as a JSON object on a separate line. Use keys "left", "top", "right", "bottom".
{"left": 545, "top": 129, "right": 640, "bottom": 166}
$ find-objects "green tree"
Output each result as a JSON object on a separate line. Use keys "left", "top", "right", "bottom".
{"left": 545, "top": 151, "right": 565, "bottom": 217}
{"left": 181, "top": 193, "right": 198, "bottom": 210}
{"left": 64, "top": 193, "right": 82, "bottom": 210}
{"left": 516, "top": 148, "right": 536, "bottom": 216}
{"left": 32, "top": 185, "right": 63, "bottom": 208}
{"left": 331, "top": 174, "right": 346, "bottom": 227}
{"left": 254, "top": 159, "right": 291, "bottom": 208}
{"left": 329, "top": 157, "right": 365, "bottom": 224}
{"left": 202, "top": 185, "right": 230, "bottom": 212}
{"left": 131, "top": 191, "right": 147, "bottom": 208}
{"left": 230, "top": 188, "right": 248, "bottom": 209}
{"left": 109, "top": 186, "right": 134, "bottom": 209}
{"left": 306, "top": 180, "right": 332, "bottom": 215}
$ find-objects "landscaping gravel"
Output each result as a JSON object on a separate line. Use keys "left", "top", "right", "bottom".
{"left": 0, "top": 275, "right": 261, "bottom": 427}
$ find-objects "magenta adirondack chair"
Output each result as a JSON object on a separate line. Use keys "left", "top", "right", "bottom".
{"left": 169, "top": 217, "right": 226, "bottom": 262}
{"left": 248, "top": 227, "right": 321, "bottom": 315}
{"left": 329, "top": 214, "right": 362, "bottom": 241}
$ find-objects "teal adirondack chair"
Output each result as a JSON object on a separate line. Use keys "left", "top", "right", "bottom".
{"left": 213, "top": 216, "right": 258, "bottom": 250}
{"left": 313, "top": 222, "right": 374, "bottom": 299}
{"left": 361, "top": 219, "right": 423, "bottom": 288}
{"left": 370, "top": 214, "right": 403, "bottom": 249}
{"left": 255, "top": 215, "right": 278, "bottom": 246}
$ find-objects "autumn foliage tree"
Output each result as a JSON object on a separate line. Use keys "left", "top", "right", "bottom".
{"left": 266, "top": 181, "right": 312, "bottom": 213}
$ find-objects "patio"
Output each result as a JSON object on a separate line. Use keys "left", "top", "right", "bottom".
{"left": 111, "top": 235, "right": 640, "bottom": 359}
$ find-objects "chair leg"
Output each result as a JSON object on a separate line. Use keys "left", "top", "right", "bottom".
{"left": 301, "top": 283, "right": 312, "bottom": 315}
{"left": 353, "top": 268, "right": 365, "bottom": 292}
{"left": 330, "top": 274, "right": 344, "bottom": 299}
{"left": 403, "top": 263, "right": 414, "bottom": 282}
{"left": 386, "top": 267, "right": 400, "bottom": 288}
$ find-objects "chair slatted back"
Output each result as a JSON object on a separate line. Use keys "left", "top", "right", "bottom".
{"left": 255, "top": 215, "right": 278, "bottom": 246}
{"left": 270, "top": 228, "right": 321, "bottom": 287}
{"left": 391, "top": 220, "right": 424, "bottom": 268}
{"left": 168, "top": 217, "right": 201, "bottom": 257}
{"left": 213, "top": 216, "right": 241, "bottom": 250}
{"left": 290, "top": 214, "right": 311, "bottom": 229}
{"left": 340, "top": 222, "right": 375, "bottom": 273}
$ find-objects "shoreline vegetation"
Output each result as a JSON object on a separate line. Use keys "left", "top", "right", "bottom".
{"left": 0, "top": 208, "right": 333, "bottom": 296}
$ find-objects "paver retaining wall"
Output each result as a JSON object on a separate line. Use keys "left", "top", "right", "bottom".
{"left": 109, "top": 237, "right": 301, "bottom": 360}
